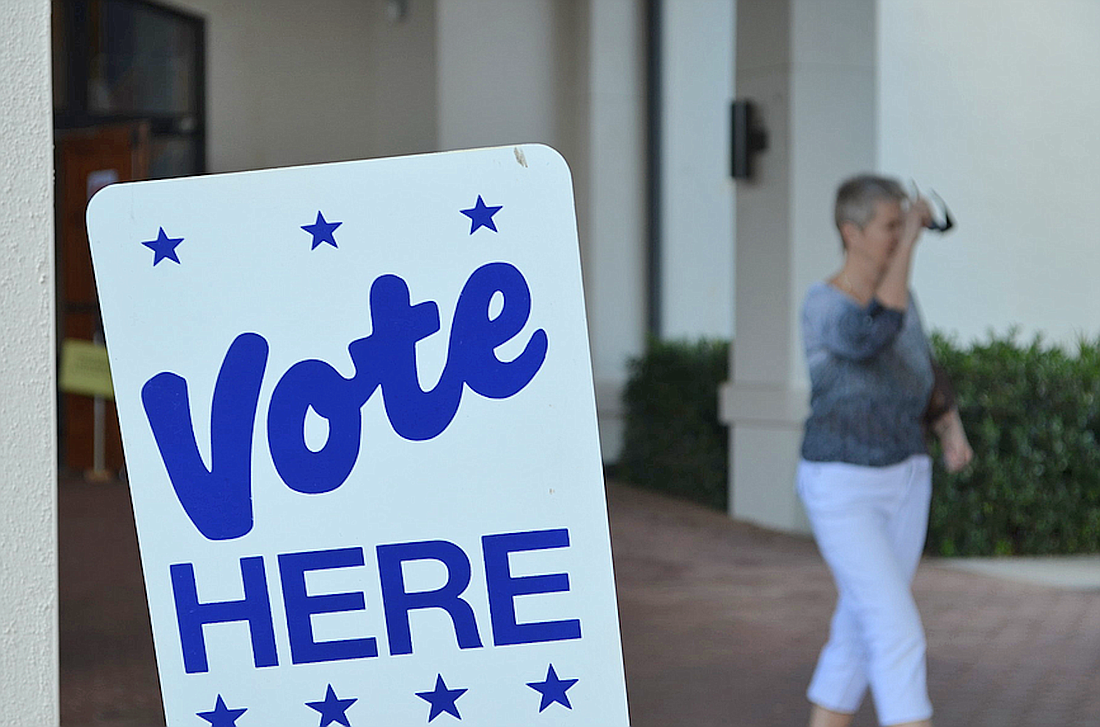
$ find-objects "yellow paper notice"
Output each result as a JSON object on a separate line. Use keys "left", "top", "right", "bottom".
{"left": 60, "top": 338, "right": 114, "bottom": 399}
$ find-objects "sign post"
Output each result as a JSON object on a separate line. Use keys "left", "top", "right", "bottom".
{"left": 87, "top": 145, "right": 630, "bottom": 726}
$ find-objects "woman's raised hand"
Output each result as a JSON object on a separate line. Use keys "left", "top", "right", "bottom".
{"left": 901, "top": 197, "right": 933, "bottom": 247}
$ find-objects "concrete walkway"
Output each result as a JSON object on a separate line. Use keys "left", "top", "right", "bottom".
{"left": 936, "top": 555, "right": 1100, "bottom": 592}
{"left": 60, "top": 476, "right": 1100, "bottom": 726}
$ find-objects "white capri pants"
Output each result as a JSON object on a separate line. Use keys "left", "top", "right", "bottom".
{"left": 796, "top": 454, "right": 933, "bottom": 726}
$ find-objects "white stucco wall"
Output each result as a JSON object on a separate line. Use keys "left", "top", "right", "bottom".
{"left": 879, "top": 0, "right": 1100, "bottom": 346}
{"left": 0, "top": 1, "right": 57, "bottom": 723}
{"left": 659, "top": 0, "right": 735, "bottom": 341}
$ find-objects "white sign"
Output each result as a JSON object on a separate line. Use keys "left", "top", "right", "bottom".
{"left": 87, "top": 145, "right": 629, "bottom": 727}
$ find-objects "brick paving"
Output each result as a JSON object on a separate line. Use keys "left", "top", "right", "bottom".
{"left": 60, "top": 475, "right": 1100, "bottom": 726}
{"left": 609, "top": 482, "right": 1100, "bottom": 727}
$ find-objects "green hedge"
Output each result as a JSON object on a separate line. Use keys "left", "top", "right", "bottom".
{"left": 928, "top": 331, "right": 1100, "bottom": 556}
{"left": 619, "top": 332, "right": 1100, "bottom": 555}
{"left": 619, "top": 338, "right": 729, "bottom": 511}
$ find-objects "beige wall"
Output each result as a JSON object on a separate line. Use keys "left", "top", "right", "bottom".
{"left": 0, "top": 0, "right": 57, "bottom": 723}
{"left": 436, "top": 0, "right": 648, "bottom": 460}
{"left": 437, "top": 0, "right": 566, "bottom": 151}
{"left": 880, "top": 0, "right": 1100, "bottom": 346}
{"left": 584, "top": 0, "right": 648, "bottom": 459}
{"left": 167, "top": 0, "right": 439, "bottom": 172}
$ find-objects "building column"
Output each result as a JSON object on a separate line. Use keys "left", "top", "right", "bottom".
{"left": 434, "top": 0, "right": 647, "bottom": 463}
{"left": 658, "top": 0, "right": 736, "bottom": 341}
{"left": 0, "top": 0, "right": 58, "bottom": 720}
{"left": 584, "top": 0, "right": 647, "bottom": 461}
{"left": 721, "top": 0, "right": 876, "bottom": 532}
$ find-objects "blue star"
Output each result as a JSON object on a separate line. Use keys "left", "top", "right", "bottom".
{"left": 306, "top": 684, "right": 357, "bottom": 727}
{"left": 301, "top": 211, "right": 342, "bottom": 249}
{"left": 196, "top": 694, "right": 247, "bottom": 727}
{"left": 526, "top": 664, "right": 579, "bottom": 712}
{"left": 460, "top": 195, "right": 503, "bottom": 234}
{"left": 141, "top": 227, "right": 183, "bottom": 266}
{"left": 416, "top": 674, "right": 468, "bottom": 722}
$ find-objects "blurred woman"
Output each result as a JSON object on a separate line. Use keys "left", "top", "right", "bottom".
{"left": 798, "top": 175, "right": 973, "bottom": 727}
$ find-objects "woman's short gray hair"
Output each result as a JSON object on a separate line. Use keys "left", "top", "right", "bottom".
{"left": 835, "top": 175, "right": 908, "bottom": 231}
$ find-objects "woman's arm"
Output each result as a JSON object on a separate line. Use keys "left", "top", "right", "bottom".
{"left": 876, "top": 197, "right": 931, "bottom": 311}
{"left": 825, "top": 299, "right": 904, "bottom": 361}
{"left": 932, "top": 408, "right": 973, "bottom": 473}
{"left": 923, "top": 357, "right": 973, "bottom": 472}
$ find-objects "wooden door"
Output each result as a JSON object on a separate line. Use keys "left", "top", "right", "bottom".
{"left": 56, "top": 122, "right": 149, "bottom": 477}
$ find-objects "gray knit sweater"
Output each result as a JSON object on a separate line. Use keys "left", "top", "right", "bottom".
{"left": 800, "top": 281, "right": 934, "bottom": 466}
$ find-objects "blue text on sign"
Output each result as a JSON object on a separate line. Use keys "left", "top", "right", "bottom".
{"left": 142, "top": 262, "right": 548, "bottom": 541}
{"left": 170, "top": 528, "right": 582, "bottom": 674}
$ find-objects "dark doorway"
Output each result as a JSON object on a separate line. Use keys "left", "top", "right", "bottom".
{"left": 53, "top": 0, "right": 205, "bottom": 478}
{"left": 53, "top": 3, "right": 205, "bottom": 724}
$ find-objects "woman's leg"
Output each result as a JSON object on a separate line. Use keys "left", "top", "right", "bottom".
{"left": 810, "top": 705, "right": 930, "bottom": 727}
{"left": 798, "top": 458, "right": 934, "bottom": 726}
{"left": 799, "top": 462, "right": 871, "bottom": 717}
{"left": 877, "top": 456, "right": 933, "bottom": 727}
{"left": 885, "top": 455, "right": 931, "bottom": 584}
{"left": 807, "top": 591, "right": 869, "bottom": 714}
{"left": 810, "top": 704, "right": 856, "bottom": 727}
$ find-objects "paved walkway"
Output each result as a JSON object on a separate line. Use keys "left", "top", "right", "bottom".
{"left": 608, "top": 482, "right": 1100, "bottom": 727}
{"left": 60, "top": 476, "right": 1100, "bottom": 726}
